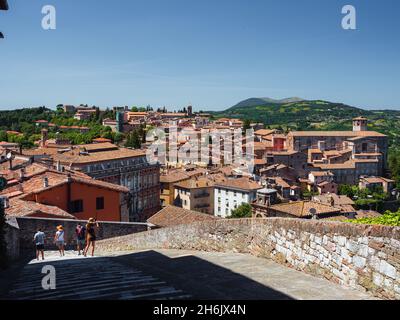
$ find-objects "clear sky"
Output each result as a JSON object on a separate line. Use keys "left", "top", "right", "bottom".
{"left": 0, "top": 0, "right": 399, "bottom": 111}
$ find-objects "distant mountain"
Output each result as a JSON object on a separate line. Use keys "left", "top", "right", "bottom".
{"left": 232, "top": 97, "right": 305, "bottom": 109}
{"left": 210, "top": 98, "right": 390, "bottom": 130}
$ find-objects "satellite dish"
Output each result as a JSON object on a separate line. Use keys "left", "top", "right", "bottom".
{"left": 6, "top": 152, "right": 12, "bottom": 160}
{"left": 309, "top": 208, "right": 318, "bottom": 220}
{"left": 309, "top": 208, "right": 317, "bottom": 215}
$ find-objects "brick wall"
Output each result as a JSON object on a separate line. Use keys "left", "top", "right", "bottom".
{"left": 96, "top": 218, "right": 400, "bottom": 299}
{"left": 15, "top": 217, "right": 149, "bottom": 252}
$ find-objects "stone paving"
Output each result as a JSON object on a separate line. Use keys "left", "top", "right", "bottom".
{"left": 4, "top": 249, "right": 377, "bottom": 300}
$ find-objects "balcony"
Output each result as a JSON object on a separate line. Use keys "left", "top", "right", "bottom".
{"left": 194, "top": 193, "right": 210, "bottom": 199}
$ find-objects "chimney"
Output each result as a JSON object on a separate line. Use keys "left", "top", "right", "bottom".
{"left": 41, "top": 129, "right": 48, "bottom": 147}
{"left": 56, "top": 161, "right": 62, "bottom": 172}
{"left": 0, "top": 196, "right": 9, "bottom": 209}
{"left": 43, "top": 177, "right": 49, "bottom": 188}
{"left": 19, "top": 168, "right": 25, "bottom": 182}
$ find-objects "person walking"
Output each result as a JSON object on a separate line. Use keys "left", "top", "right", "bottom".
{"left": 84, "top": 218, "right": 99, "bottom": 257}
{"left": 33, "top": 229, "right": 45, "bottom": 261}
{"left": 75, "top": 223, "right": 86, "bottom": 256}
{"left": 54, "top": 225, "right": 65, "bottom": 257}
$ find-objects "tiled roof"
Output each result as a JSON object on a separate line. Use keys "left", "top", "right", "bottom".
{"left": 1, "top": 163, "right": 129, "bottom": 195}
{"left": 21, "top": 171, "right": 129, "bottom": 194}
{"left": 215, "top": 177, "right": 262, "bottom": 192}
{"left": 255, "top": 129, "right": 276, "bottom": 136}
{"left": 160, "top": 168, "right": 207, "bottom": 183}
{"left": 289, "top": 131, "right": 386, "bottom": 138}
{"left": 49, "top": 146, "right": 146, "bottom": 165}
{"left": 360, "top": 176, "right": 395, "bottom": 184}
{"left": 310, "top": 171, "right": 334, "bottom": 177}
{"left": 269, "top": 201, "right": 341, "bottom": 218}
{"left": 148, "top": 205, "right": 216, "bottom": 228}
{"left": 6, "top": 197, "right": 75, "bottom": 219}
{"left": 174, "top": 177, "right": 215, "bottom": 189}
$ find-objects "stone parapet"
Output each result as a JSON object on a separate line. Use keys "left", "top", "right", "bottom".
{"left": 96, "top": 218, "right": 400, "bottom": 299}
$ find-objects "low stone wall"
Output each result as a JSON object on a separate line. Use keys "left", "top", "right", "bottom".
{"left": 5, "top": 218, "right": 20, "bottom": 261}
{"left": 15, "top": 217, "right": 149, "bottom": 252}
{"left": 96, "top": 218, "right": 400, "bottom": 299}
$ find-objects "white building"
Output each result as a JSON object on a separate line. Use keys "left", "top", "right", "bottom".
{"left": 214, "top": 178, "right": 262, "bottom": 218}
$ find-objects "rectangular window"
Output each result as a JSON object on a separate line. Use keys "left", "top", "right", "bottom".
{"left": 70, "top": 200, "right": 84, "bottom": 213}
{"left": 96, "top": 197, "right": 105, "bottom": 210}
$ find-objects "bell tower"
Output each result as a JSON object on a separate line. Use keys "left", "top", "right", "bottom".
{"left": 353, "top": 117, "right": 368, "bottom": 132}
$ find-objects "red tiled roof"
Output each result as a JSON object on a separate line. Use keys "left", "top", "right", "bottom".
{"left": 6, "top": 197, "right": 76, "bottom": 219}
{"left": 148, "top": 205, "right": 217, "bottom": 228}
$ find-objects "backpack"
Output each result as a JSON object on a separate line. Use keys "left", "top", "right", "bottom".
{"left": 77, "top": 226, "right": 86, "bottom": 239}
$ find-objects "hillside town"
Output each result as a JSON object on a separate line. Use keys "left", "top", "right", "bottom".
{"left": 0, "top": 105, "right": 396, "bottom": 225}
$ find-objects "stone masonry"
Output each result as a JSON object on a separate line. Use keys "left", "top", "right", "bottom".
{"left": 96, "top": 218, "right": 400, "bottom": 299}
{"left": 13, "top": 217, "right": 149, "bottom": 252}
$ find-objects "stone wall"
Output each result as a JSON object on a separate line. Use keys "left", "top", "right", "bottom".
{"left": 15, "top": 217, "right": 149, "bottom": 252}
{"left": 96, "top": 218, "right": 400, "bottom": 299}
{"left": 5, "top": 218, "right": 20, "bottom": 261}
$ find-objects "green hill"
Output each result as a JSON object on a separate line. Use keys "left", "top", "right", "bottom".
{"left": 210, "top": 98, "right": 400, "bottom": 146}
{"left": 214, "top": 99, "right": 374, "bottom": 127}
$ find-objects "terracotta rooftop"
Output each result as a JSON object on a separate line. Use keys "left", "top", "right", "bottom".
{"left": 269, "top": 201, "right": 341, "bottom": 218}
{"left": 174, "top": 177, "right": 215, "bottom": 189}
{"left": 255, "top": 129, "right": 276, "bottom": 136}
{"left": 310, "top": 171, "right": 334, "bottom": 177}
{"left": 360, "top": 176, "right": 395, "bottom": 184}
{"left": 160, "top": 168, "right": 207, "bottom": 183}
{"left": 0, "top": 164, "right": 129, "bottom": 196}
{"left": 46, "top": 145, "right": 146, "bottom": 165}
{"left": 288, "top": 131, "right": 386, "bottom": 138}
{"left": 6, "top": 197, "right": 75, "bottom": 219}
{"left": 215, "top": 177, "right": 262, "bottom": 192}
{"left": 148, "top": 205, "right": 217, "bottom": 228}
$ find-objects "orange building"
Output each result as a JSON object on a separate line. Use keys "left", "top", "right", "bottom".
{"left": 2, "top": 164, "right": 130, "bottom": 222}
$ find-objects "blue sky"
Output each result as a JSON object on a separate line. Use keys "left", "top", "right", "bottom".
{"left": 0, "top": 0, "right": 399, "bottom": 111}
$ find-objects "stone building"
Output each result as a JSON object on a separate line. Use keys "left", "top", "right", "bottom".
{"left": 173, "top": 177, "right": 215, "bottom": 215}
{"left": 214, "top": 178, "right": 262, "bottom": 218}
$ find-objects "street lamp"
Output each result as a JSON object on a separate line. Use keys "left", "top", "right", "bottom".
{"left": 0, "top": 0, "right": 9, "bottom": 10}
{"left": 0, "top": 0, "right": 9, "bottom": 39}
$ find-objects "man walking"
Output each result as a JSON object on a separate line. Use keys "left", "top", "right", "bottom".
{"left": 75, "top": 223, "right": 86, "bottom": 255}
{"left": 33, "top": 228, "right": 45, "bottom": 261}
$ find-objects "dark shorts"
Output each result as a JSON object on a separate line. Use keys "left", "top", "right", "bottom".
{"left": 36, "top": 244, "right": 44, "bottom": 250}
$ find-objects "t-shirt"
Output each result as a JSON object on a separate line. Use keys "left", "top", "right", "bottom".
{"left": 56, "top": 230, "right": 65, "bottom": 242}
{"left": 34, "top": 231, "right": 45, "bottom": 245}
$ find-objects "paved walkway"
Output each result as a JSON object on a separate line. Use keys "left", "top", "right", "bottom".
{"left": 5, "top": 249, "right": 376, "bottom": 300}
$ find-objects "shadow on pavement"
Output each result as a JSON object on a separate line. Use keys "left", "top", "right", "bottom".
{"left": 1, "top": 250, "right": 294, "bottom": 300}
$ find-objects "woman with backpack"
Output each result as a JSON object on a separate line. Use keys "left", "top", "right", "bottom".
{"left": 75, "top": 223, "right": 86, "bottom": 256}
{"left": 54, "top": 225, "right": 65, "bottom": 257}
{"left": 84, "top": 218, "right": 99, "bottom": 257}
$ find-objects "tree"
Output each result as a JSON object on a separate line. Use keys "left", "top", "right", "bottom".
{"left": 0, "top": 130, "right": 7, "bottom": 142}
{"left": 243, "top": 119, "right": 251, "bottom": 132}
{"left": 125, "top": 129, "right": 142, "bottom": 149}
{"left": 230, "top": 203, "right": 252, "bottom": 218}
